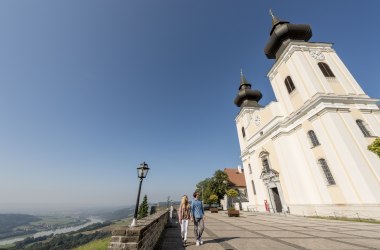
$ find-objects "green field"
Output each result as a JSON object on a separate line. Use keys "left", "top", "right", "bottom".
{"left": 0, "top": 215, "right": 132, "bottom": 250}
{"left": 73, "top": 218, "right": 132, "bottom": 250}
{"left": 74, "top": 237, "right": 111, "bottom": 250}
{"left": 29, "top": 216, "right": 85, "bottom": 227}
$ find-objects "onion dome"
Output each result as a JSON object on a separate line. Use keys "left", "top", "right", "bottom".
{"left": 264, "top": 10, "right": 312, "bottom": 60}
{"left": 234, "top": 70, "right": 262, "bottom": 108}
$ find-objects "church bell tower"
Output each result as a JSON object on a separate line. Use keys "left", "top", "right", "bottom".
{"left": 233, "top": 10, "right": 380, "bottom": 217}
{"left": 265, "top": 11, "right": 369, "bottom": 116}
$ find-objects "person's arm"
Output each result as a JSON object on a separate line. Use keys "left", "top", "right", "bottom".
{"left": 201, "top": 202, "right": 205, "bottom": 220}
{"left": 178, "top": 204, "right": 182, "bottom": 222}
{"left": 190, "top": 201, "right": 194, "bottom": 221}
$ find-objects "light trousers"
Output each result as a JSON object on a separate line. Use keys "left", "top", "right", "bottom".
{"left": 180, "top": 219, "right": 189, "bottom": 241}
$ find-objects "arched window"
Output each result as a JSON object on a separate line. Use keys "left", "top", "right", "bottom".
{"left": 259, "top": 150, "right": 271, "bottom": 173}
{"left": 248, "top": 164, "right": 252, "bottom": 174}
{"left": 261, "top": 157, "right": 270, "bottom": 172}
{"left": 356, "top": 119, "right": 372, "bottom": 137}
{"left": 308, "top": 130, "right": 320, "bottom": 147}
{"left": 251, "top": 180, "right": 256, "bottom": 195}
{"left": 318, "top": 62, "right": 335, "bottom": 78}
{"left": 242, "top": 127, "right": 246, "bottom": 138}
{"left": 318, "top": 159, "right": 336, "bottom": 185}
{"left": 285, "top": 76, "right": 296, "bottom": 94}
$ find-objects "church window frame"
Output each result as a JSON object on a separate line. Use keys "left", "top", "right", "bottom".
{"left": 248, "top": 163, "right": 252, "bottom": 174}
{"left": 259, "top": 150, "right": 272, "bottom": 174}
{"left": 242, "top": 127, "right": 246, "bottom": 138}
{"left": 284, "top": 76, "right": 296, "bottom": 94}
{"left": 251, "top": 180, "right": 257, "bottom": 195}
{"left": 318, "top": 158, "right": 336, "bottom": 186}
{"left": 356, "top": 119, "right": 373, "bottom": 137}
{"left": 262, "top": 157, "right": 270, "bottom": 172}
{"left": 318, "top": 62, "right": 335, "bottom": 78}
{"left": 308, "top": 130, "right": 320, "bottom": 147}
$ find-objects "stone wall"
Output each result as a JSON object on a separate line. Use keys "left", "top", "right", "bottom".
{"left": 108, "top": 209, "right": 169, "bottom": 250}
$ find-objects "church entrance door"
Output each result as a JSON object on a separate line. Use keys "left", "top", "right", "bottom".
{"left": 271, "top": 187, "right": 282, "bottom": 212}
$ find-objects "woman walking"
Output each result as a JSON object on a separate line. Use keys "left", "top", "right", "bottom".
{"left": 178, "top": 195, "right": 191, "bottom": 247}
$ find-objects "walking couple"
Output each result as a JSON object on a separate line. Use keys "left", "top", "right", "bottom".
{"left": 178, "top": 192, "right": 205, "bottom": 247}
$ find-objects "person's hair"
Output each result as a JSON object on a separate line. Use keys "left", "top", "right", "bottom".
{"left": 180, "top": 195, "right": 188, "bottom": 207}
{"left": 193, "top": 192, "right": 198, "bottom": 198}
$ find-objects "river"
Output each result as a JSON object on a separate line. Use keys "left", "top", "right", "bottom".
{"left": 0, "top": 217, "right": 104, "bottom": 246}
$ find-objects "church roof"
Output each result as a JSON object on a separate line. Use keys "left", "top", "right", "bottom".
{"left": 234, "top": 71, "right": 262, "bottom": 108}
{"left": 269, "top": 9, "right": 289, "bottom": 35}
{"left": 264, "top": 11, "right": 312, "bottom": 60}
{"left": 224, "top": 168, "right": 247, "bottom": 188}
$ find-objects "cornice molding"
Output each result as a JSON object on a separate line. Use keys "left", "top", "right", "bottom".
{"left": 267, "top": 42, "right": 334, "bottom": 80}
{"left": 240, "top": 93, "right": 380, "bottom": 155}
{"left": 235, "top": 107, "right": 260, "bottom": 122}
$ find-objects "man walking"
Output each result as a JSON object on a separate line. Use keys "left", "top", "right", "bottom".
{"left": 190, "top": 192, "right": 205, "bottom": 246}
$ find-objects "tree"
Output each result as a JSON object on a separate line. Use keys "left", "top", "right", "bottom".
{"left": 209, "top": 194, "right": 218, "bottom": 204}
{"left": 195, "top": 170, "right": 229, "bottom": 205}
{"left": 195, "top": 178, "right": 213, "bottom": 204}
{"left": 210, "top": 170, "right": 229, "bottom": 201}
{"left": 368, "top": 138, "right": 380, "bottom": 158}
{"left": 226, "top": 188, "right": 239, "bottom": 209}
{"left": 138, "top": 195, "right": 149, "bottom": 219}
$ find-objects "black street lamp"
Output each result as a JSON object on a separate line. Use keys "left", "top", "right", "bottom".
{"left": 130, "top": 161, "right": 150, "bottom": 227}
{"left": 223, "top": 180, "right": 229, "bottom": 210}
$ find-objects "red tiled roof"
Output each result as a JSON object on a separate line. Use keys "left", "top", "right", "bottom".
{"left": 224, "top": 168, "right": 246, "bottom": 188}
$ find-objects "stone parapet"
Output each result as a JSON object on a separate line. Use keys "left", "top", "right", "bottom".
{"left": 108, "top": 209, "right": 169, "bottom": 250}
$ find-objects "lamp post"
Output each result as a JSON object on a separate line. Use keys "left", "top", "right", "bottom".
{"left": 223, "top": 180, "right": 228, "bottom": 210}
{"left": 130, "top": 162, "right": 150, "bottom": 227}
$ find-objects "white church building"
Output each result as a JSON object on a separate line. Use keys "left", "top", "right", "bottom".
{"left": 234, "top": 13, "right": 380, "bottom": 218}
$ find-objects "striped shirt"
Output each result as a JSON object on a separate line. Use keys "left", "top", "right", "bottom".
{"left": 191, "top": 199, "right": 204, "bottom": 219}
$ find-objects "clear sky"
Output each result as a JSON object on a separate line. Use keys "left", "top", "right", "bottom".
{"left": 0, "top": 0, "right": 379, "bottom": 212}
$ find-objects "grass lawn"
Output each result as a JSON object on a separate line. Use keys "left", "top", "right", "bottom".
{"left": 72, "top": 218, "right": 132, "bottom": 249}
{"left": 0, "top": 243, "right": 15, "bottom": 249}
{"left": 74, "top": 237, "right": 111, "bottom": 250}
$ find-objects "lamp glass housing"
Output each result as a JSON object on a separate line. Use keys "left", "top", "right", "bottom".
{"left": 137, "top": 162, "right": 149, "bottom": 179}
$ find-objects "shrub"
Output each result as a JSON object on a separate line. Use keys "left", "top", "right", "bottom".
{"left": 226, "top": 189, "right": 238, "bottom": 199}
{"left": 368, "top": 138, "right": 380, "bottom": 158}
{"left": 209, "top": 194, "right": 218, "bottom": 204}
{"left": 227, "top": 206, "right": 236, "bottom": 211}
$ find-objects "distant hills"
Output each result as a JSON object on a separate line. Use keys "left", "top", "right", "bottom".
{"left": 96, "top": 206, "right": 135, "bottom": 221}
{"left": 0, "top": 214, "right": 40, "bottom": 238}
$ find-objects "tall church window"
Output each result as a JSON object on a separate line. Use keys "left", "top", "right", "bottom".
{"left": 356, "top": 119, "right": 372, "bottom": 137}
{"left": 262, "top": 157, "right": 270, "bottom": 172}
{"left": 318, "top": 159, "right": 336, "bottom": 185}
{"left": 308, "top": 130, "right": 320, "bottom": 147}
{"left": 251, "top": 180, "right": 256, "bottom": 195}
{"left": 248, "top": 164, "right": 252, "bottom": 174}
{"left": 284, "top": 76, "right": 296, "bottom": 94}
{"left": 318, "top": 62, "right": 335, "bottom": 78}
{"left": 242, "top": 127, "right": 246, "bottom": 138}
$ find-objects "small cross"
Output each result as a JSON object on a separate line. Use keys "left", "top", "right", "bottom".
{"left": 269, "top": 9, "right": 274, "bottom": 18}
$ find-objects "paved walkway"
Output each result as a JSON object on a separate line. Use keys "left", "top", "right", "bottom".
{"left": 156, "top": 210, "right": 380, "bottom": 250}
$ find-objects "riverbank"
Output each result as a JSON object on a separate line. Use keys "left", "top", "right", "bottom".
{"left": 0, "top": 217, "right": 103, "bottom": 247}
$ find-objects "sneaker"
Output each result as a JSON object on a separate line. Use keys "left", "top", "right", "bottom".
{"left": 200, "top": 239, "right": 203, "bottom": 245}
{"left": 183, "top": 240, "right": 186, "bottom": 247}
{"left": 196, "top": 240, "right": 200, "bottom": 246}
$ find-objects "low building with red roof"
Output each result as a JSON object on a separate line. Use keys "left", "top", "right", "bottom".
{"left": 221, "top": 166, "right": 249, "bottom": 211}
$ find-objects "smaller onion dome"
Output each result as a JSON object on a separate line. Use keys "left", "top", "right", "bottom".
{"left": 234, "top": 70, "right": 262, "bottom": 108}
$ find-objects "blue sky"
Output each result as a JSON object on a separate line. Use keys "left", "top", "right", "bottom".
{"left": 0, "top": 0, "right": 379, "bottom": 212}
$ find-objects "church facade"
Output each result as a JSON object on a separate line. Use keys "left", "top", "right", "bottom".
{"left": 234, "top": 13, "right": 380, "bottom": 217}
